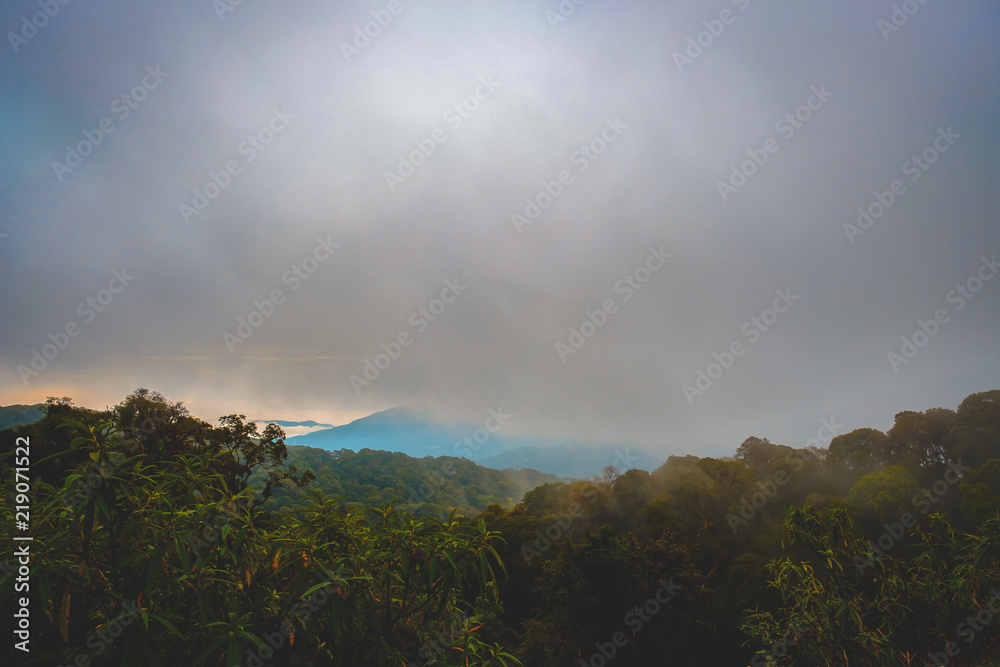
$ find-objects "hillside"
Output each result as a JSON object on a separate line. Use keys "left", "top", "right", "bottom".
{"left": 261, "top": 445, "right": 565, "bottom": 519}
{"left": 477, "top": 443, "right": 644, "bottom": 479}
{"left": 0, "top": 403, "right": 44, "bottom": 430}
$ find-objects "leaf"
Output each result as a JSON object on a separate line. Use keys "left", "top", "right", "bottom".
{"left": 174, "top": 533, "right": 191, "bottom": 573}
{"left": 82, "top": 499, "right": 96, "bottom": 544}
{"left": 195, "top": 588, "right": 212, "bottom": 624}
{"left": 145, "top": 543, "right": 168, "bottom": 594}
{"left": 191, "top": 637, "right": 228, "bottom": 665}
{"left": 226, "top": 638, "right": 241, "bottom": 667}
{"left": 148, "top": 613, "right": 186, "bottom": 639}
{"left": 58, "top": 590, "right": 71, "bottom": 643}
{"left": 94, "top": 492, "right": 111, "bottom": 522}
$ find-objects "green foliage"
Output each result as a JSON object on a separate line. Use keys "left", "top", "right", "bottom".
{"left": 517, "top": 526, "right": 709, "bottom": 666}
{"left": 847, "top": 466, "right": 922, "bottom": 530}
{"left": 961, "top": 459, "right": 1000, "bottom": 526}
{"left": 741, "top": 507, "right": 1000, "bottom": 666}
{"left": 828, "top": 428, "right": 890, "bottom": 477}
{"left": 3, "top": 388, "right": 1000, "bottom": 666}
{"left": 1, "top": 409, "right": 518, "bottom": 666}
{"left": 260, "top": 446, "right": 561, "bottom": 520}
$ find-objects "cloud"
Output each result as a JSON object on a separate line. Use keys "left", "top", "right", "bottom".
{"left": 1, "top": 0, "right": 998, "bottom": 458}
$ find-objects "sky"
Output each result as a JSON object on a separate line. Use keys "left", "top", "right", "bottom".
{"left": 1, "top": 0, "right": 998, "bottom": 460}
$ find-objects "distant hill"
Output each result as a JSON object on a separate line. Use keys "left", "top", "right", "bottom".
{"left": 253, "top": 419, "right": 334, "bottom": 428}
{"left": 477, "top": 443, "right": 652, "bottom": 480}
{"left": 0, "top": 403, "right": 45, "bottom": 430}
{"left": 286, "top": 406, "right": 557, "bottom": 462}
{"left": 286, "top": 406, "right": 648, "bottom": 478}
{"left": 287, "top": 407, "right": 463, "bottom": 457}
{"left": 260, "top": 445, "right": 565, "bottom": 519}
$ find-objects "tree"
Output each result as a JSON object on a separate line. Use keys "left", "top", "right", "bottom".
{"left": 948, "top": 390, "right": 1000, "bottom": 468}
{"left": 847, "top": 466, "right": 922, "bottom": 532}
{"left": 518, "top": 526, "right": 708, "bottom": 666}
{"left": 1, "top": 397, "right": 519, "bottom": 666}
{"left": 827, "top": 428, "right": 890, "bottom": 477}
{"left": 886, "top": 407, "right": 958, "bottom": 473}
{"left": 210, "top": 413, "right": 313, "bottom": 502}
{"left": 742, "top": 507, "right": 1000, "bottom": 666}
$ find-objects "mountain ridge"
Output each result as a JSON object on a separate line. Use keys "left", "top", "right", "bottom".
{"left": 0, "top": 402, "right": 651, "bottom": 479}
{"left": 286, "top": 406, "right": 650, "bottom": 477}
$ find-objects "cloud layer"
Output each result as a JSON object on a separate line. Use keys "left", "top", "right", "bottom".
{"left": 2, "top": 0, "right": 998, "bottom": 458}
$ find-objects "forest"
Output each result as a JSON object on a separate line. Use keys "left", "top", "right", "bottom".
{"left": 258, "top": 446, "right": 563, "bottom": 519}
{"left": 2, "top": 388, "right": 999, "bottom": 666}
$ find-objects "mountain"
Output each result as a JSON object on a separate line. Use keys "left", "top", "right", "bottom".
{"left": 287, "top": 406, "right": 538, "bottom": 460}
{"left": 0, "top": 403, "right": 45, "bottom": 430}
{"left": 286, "top": 406, "right": 651, "bottom": 478}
